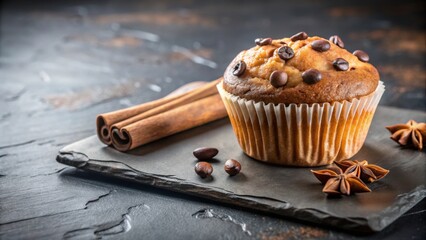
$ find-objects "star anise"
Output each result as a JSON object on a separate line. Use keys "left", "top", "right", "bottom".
{"left": 334, "top": 160, "right": 389, "bottom": 183}
{"left": 386, "top": 120, "right": 426, "bottom": 150}
{"left": 311, "top": 167, "right": 371, "bottom": 196}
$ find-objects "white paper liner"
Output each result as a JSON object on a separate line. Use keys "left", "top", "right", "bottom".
{"left": 217, "top": 81, "right": 385, "bottom": 166}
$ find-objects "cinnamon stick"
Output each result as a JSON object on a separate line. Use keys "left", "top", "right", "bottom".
{"left": 96, "top": 78, "right": 226, "bottom": 151}
{"left": 96, "top": 79, "right": 219, "bottom": 145}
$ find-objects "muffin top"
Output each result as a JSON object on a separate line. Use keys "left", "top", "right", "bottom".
{"left": 222, "top": 33, "right": 380, "bottom": 104}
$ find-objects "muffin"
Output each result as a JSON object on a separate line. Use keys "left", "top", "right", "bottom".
{"left": 217, "top": 33, "right": 384, "bottom": 166}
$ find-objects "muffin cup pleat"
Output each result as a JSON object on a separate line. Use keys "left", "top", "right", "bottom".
{"left": 239, "top": 99, "right": 254, "bottom": 156}
{"left": 274, "top": 105, "right": 286, "bottom": 162}
{"left": 217, "top": 82, "right": 385, "bottom": 166}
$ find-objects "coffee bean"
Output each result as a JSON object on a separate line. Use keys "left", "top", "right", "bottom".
{"left": 311, "top": 40, "right": 330, "bottom": 52}
{"left": 277, "top": 46, "right": 294, "bottom": 60}
{"left": 290, "top": 32, "right": 308, "bottom": 41}
{"left": 195, "top": 162, "right": 213, "bottom": 178}
{"left": 232, "top": 60, "right": 246, "bottom": 76}
{"left": 193, "top": 147, "right": 218, "bottom": 161}
{"left": 302, "top": 69, "right": 322, "bottom": 84}
{"left": 224, "top": 159, "right": 241, "bottom": 176}
{"left": 332, "top": 58, "right": 349, "bottom": 71}
{"left": 353, "top": 50, "right": 369, "bottom": 62}
{"left": 290, "top": 32, "right": 308, "bottom": 42}
{"left": 255, "top": 38, "right": 272, "bottom": 46}
{"left": 269, "top": 71, "right": 288, "bottom": 88}
{"left": 329, "top": 35, "right": 344, "bottom": 48}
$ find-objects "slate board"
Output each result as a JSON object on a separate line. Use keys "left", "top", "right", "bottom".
{"left": 57, "top": 106, "right": 426, "bottom": 233}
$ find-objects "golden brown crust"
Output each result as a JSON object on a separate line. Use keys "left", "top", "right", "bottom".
{"left": 223, "top": 36, "right": 380, "bottom": 104}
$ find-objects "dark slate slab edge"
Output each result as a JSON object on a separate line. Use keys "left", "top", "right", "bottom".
{"left": 56, "top": 150, "right": 426, "bottom": 234}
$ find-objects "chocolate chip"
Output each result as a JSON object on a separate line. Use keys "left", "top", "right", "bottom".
{"left": 195, "top": 162, "right": 213, "bottom": 178}
{"left": 302, "top": 69, "right": 322, "bottom": 84}
{"left": 290, "top": 32, "right": 308, "bottom": 41}
{"left": 311, "top": 40, "right": 330, "bottom": 52}
{"left": 269, "top": 71, "right": 288, "bottom": 88}
{"left": 353, "top": 50, "right": 369, "bottom": 62}
{"left": 224, "top": 159, "right": 241, "bottom": 176}
{"left": 232, "top": 61, "right": 246, "bottom": 76}
{"left": 329, "top": 35, "right": 344, "bottom": 48}
{"left": 193, "top": 147, "right": 218, "bottom": 161}
{"left": 255, "top": 38, "right": 272, "bottom": 46}
{"left": 332, "top": 58, "right": 349, "bottom": 71}
{"left": 277, "top": 46, "right": 294, "bottom": 60}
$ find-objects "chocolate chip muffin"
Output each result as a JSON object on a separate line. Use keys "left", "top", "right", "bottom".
{"left": 217, "top": 32, "right": 384, "bottom": 166}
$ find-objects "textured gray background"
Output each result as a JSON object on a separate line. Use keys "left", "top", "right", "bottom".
{"left": 1, "top": 0, "right": 425, "bottom": 239}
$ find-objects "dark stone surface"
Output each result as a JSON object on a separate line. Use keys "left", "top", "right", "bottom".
{"left": 57, "top": 107, "right": 426, "bottom": 233}
{"left": 1, "top": 0, "right": 425, "bottom": 239}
